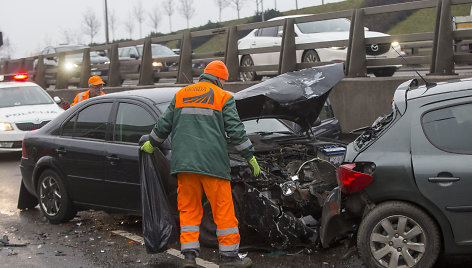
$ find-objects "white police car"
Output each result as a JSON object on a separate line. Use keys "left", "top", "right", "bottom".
{"left": 0, "top": 74, "right": 63, "bottom": 152}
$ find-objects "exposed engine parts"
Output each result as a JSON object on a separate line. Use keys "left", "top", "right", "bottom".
{"left": 229, "top": 138, "right": 346, "bottom": 249}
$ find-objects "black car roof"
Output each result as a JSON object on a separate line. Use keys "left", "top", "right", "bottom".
{"left": 99, "top": 87, "right": 180, "bottom": 104}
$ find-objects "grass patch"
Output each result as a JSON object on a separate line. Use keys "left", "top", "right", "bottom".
{"left": 388, "top": 3, "right": 472, "bottom": 34}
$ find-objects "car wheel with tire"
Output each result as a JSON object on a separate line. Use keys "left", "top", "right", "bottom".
{"left": 302, "top": 49, "right": 320, "bottom": 63}
{"left": 240, "top": 55, "right": 261, "bottom": 82}
{"left": 372, "top": 67, "right": 396, "bottom": 77}
{"left": 37, "top": 169, "right": 76, "bottom": 224}
{"left": 357, "top": 201, "right": 441, "bottom": 268}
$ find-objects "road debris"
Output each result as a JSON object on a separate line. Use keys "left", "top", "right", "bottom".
{"left": 1, "top": 235, "right": 27, "bottom": 247}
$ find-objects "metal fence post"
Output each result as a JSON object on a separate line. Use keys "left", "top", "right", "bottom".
{"left": 139, "top": 37, "right": 154, "bottom": 85}
{"left": 108, "top": 43, "right": 121, "bottom": 87}
{"left": 177, "top": 32, "right": 193, "bottom": 84}
{"left": 225, "top": 26, "right": 240, "bottom": 81}
{"left": 430, "top": 0, "right": 455, "bottom": 75}
{"left": 35, "top": 55, "right": 46, "bottom": 88}
{"left": 56, "top": 52, "right": 68, "bottom": 89}
{"left": 79, "top": 48, "right": 91, "bottom": 88}
{"left": 279, "top": 18, "right": 297, "bottom": 74}
{"left": 346, "top": 9, "right": 367, "bottom": 77}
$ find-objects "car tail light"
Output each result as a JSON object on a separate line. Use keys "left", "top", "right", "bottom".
{"left": 13, "top": 74, "right": 28, "bottom": 81}
{"left": 22, "top": 140, "right": 28, "bottom": 158}
{"left": 337, "top": 163, "right": 373, "bottom": 194}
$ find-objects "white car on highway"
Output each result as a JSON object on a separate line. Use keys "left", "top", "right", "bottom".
{"left": 0, "top": 79, "right": 63, "bottom": 152}
{"left": 237, "top": 15, "right": 403, "bottom": 81}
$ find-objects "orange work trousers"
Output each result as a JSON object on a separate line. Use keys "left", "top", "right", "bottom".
{"left": 177, "top": 173, "right": 240, "bottom": 256}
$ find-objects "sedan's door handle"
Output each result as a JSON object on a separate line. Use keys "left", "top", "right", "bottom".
{"left": 428, "top": 177, "right": 460, "bottom": 183}
{"left": 251, "top": 42, "right": 257, "bottom": 46}
{"left": 106, "top": 155, "right": 120, "bottom": 165}
{"left": 55, "top": 148, "right": 66, "bottom": 154}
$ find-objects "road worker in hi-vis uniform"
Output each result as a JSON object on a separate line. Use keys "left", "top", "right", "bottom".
{"left": 141, "top": 60, "right": 259, "bottom": 268}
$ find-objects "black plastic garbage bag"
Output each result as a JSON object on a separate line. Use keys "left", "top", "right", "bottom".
{"left": 139, "top": 149, "right": 177, "bottom": 253}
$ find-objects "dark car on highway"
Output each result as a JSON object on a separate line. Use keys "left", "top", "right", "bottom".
{"left": 33, "top": 45, "right": 110, "bottom": 87}
{"left": 18, "top": 64, "right": 347, "bottom": 248}
{"left": 320, "top": 78, "right": 472, "bottom": 267}
{"left": 118, "top": 44, "right": 178, "bottom": 83}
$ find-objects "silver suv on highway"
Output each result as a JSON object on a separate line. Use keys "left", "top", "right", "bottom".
{"left": 320, "top": 78, "right": 472, "bottom": 267}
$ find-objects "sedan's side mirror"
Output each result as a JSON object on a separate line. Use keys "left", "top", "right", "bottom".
{"left": 130, "top": 53, "right": 139, "bottom": 59}
{"left": 53, "top": 96, "right": 62, "bottom": 104}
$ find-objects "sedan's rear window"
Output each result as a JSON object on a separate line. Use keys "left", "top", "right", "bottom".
{"left": 297, "top": 18, "right": 351, "bottom": 34}
{"left": 0, "top": 85, "right": 53, "bottom": 108}
{"left": 422, "top": 103, "right": 472, "bottom": 154}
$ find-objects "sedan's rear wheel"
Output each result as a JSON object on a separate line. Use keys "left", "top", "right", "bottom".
{"left": 302, "top": 49, "right": 320, "bottom": 63}
{"left": 37, "top": 170, "right": 76, "bottom": 224}
{"left": 240, "top": 55, "right": 261, "bottom": 82}
{"left": 357, "top": 201, "right": 440, "bottom": 268}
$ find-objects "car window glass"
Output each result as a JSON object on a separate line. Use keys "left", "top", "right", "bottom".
{"left": 296, "top": 18, "right": 351, "bottom": 34}
{"left": 258, "top": 26, "right": 278, "bottom": 37}
{"left": 119, "top": 47, "right": 131, "bottom": 57}
{"left": 422, "top": 103, "right": 472, "bottom": 154}
{"left": 114, "top": 103, "right": 155, "bottom": 144}
{"left": 74, "top": 103, "right": 112, "bottom": 140}
{"left": 62, "top": 115, "right": 77, "bottom": 137}
{"left": 0, "top": 85, "right": 53, "bottom": 108}
{"left": 243, "top": 118, "right": 292, "bottom": 134}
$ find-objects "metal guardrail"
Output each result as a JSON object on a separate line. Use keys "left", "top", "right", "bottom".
{"left": 1, "top": 0, "right": 472, "bottom": 88}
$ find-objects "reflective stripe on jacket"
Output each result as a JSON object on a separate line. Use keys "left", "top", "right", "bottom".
{"left": 70, "top": 90, "right": 105, "bottom": 106}
{"left": 149, "top": 78, "right": 254, "bottom": 180}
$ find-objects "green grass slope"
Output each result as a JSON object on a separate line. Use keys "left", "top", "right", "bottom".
{"left": 388, "top": 3, "right": 472, "bottom": 34}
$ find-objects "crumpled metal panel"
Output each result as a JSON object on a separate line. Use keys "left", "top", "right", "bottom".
{"left": 234, "top": 182, "right": 318, "bottom": 249}
{"left": 234, "top": 63, "right": 344, "bottom": 131}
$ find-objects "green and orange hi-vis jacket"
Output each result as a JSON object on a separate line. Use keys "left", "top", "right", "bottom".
{"left": 148, "top": 73, "right": 254, "bottom": 180}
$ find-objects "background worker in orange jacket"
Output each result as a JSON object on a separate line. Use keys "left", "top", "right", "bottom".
{"left": 70, "top": 75, "right": 105, "bottom": 107}
{"left": 141, "top": 60, "right": 260, "bottom": 268}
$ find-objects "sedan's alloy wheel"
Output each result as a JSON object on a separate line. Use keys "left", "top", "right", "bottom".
{"left": 240, "top": 56, "right": 258, "bottom": 81}
{"left": 39, "top": 176, "right": 62, "bottom": 217}
{"left": 370, "top": 215, "right": 426, "bottom": 268}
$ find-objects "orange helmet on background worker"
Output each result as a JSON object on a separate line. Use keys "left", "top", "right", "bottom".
{"left": 70, "top": 75, "right": 106, "bottom": 107}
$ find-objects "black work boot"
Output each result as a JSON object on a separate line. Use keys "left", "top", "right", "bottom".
{"left": 220, "top": 255, "right": 252, "bottom": 268}
{"left": 183, "top": 251, "right": 197, "bottom": 268}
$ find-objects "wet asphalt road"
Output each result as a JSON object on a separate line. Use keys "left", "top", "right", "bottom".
{"left": 1, "top": 152, "right": 472, "bottom": 267}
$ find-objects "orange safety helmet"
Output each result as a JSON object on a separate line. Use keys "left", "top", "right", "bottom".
{"left": 204, "top": 60, "right": 229, "bottom": 80}
{"left": 88, "top": 75, "right": 105, "bottom": 86}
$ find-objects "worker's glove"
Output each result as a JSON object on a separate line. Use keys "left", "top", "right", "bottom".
{"left": 248, "top": 156, "right": 261, "bottom": 177}
{"left": 140, "top": 141, "right": 156, "bottom": 154}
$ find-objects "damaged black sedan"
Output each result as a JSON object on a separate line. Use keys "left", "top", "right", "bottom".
{"left": 18, "top": 63, "right": 346, "bottom": 249}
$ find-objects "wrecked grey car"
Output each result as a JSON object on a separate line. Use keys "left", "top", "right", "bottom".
{"left": 19, "top": 63, "right": 346, "bottom": 249}
{"left": 320, "top": 78, "right": 472, "bottom": 267}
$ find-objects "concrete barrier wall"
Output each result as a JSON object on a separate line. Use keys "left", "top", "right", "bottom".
{"left": 46, "top": 75, "right": 467, "bottom": 134}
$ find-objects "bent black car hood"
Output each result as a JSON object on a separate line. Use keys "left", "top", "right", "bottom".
{"left": 234, "top": 63, "right": 344, "bottom": 131}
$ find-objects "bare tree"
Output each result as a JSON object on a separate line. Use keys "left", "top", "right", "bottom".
{"left": 214, "top": 0, "right": 228, "bottom": 22}
{"left": 164, "top": 0, "right": 174, "bottom": 32}
{"left": 61, "top": 28, "right": 74, "bottom": 44}
{"left": 179, "top": 0, "right": 195, "bottom": 29}
{"left": 109, "top": 9, "right": 118, "bottom": 41}
{"left": 123, "top": 12, "right": 135, "bottom": 39}
{"left": 148, "top": 5, "right": 161, "bottom": 33}
{"left": 133, "top": 2, "right": 145, "bottom": 38}
{"left": 229, "top": 0, "right": 245, "bottom": 19}
{"left": 82, "top": 10, "right": 101, "bottom": 44}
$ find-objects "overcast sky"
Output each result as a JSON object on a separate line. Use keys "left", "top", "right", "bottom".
{"left": 0, "top": 0, "right": 342, "bottom": 58}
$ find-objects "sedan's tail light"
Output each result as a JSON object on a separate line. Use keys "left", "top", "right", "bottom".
{"left": 337, "top": 163, "right": 373, "bottom": 194}
{"left": 22, "top": 140, "right": 27, "bottom": 158}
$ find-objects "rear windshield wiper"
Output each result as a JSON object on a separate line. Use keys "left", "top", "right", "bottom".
{"left": 350, "top": 126, "right": 373, "bottom": 134}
